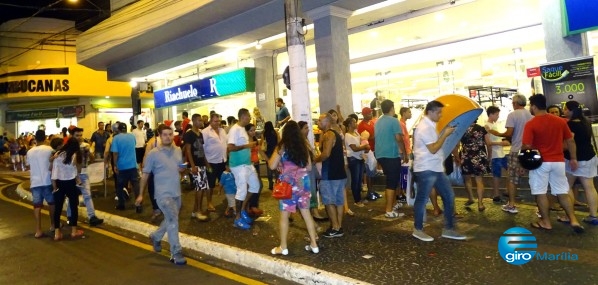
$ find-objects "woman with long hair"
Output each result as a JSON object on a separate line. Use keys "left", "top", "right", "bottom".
{"left": 343, "top": 117, "right": 369, "bottom": 207}
{"left": 262, "top": 121, "right": 280, "bottom": 190}
{"left": 562, "top": 101, "right": 598, "bottom": 225}
{"left": 327, "top": 107, "right": 354, "bottom": 216}
{"left": 268, "top": 121, "right": 319, "bottom": 255}
{"left": 253, "top": 107, "right": 266, "bottom": 135}
{"left": 299, "top": 121, "right": 327, "bottom": 220}
{"left": 51, "top": 137, "right": 83, "bottom": 240}
{"left": 245, "top": 123, "right": 264, "bottom": 216}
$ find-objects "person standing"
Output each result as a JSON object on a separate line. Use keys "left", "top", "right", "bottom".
{"left": 459, "top": 121, "right": 489, "bottom": 211}
{"left": 343, "top": 117, "right": 369, "bottom": 207}
{"left": 253, "top": 107, "right": 265, "bottom": 135}
{"left": 374, "top": 100, "right": 408, "bottom": 218}
{"left": 202, "top": 113, "right": 228, "bottom": 217}
{"left": 275, "top": 98, "right": 291, "bottom": 128}
{"left": 316, "top": 113, "right": 347, "bottom": 238}
{"left": 27, "top": 130, "right": 56, "bottom": 238}
{"left": 398, "top": 107, "right": 413, "bottom": 204}
{"left": 523, "top": 94, "right": 584, "bottom": 233}
{"left": 184, "top": 114, "right": 210, "bottom": 221}
{"left": 485, "top": 106, "right": 509, "bottom": 203}
{"left": 412, "top": 100, "right": 466, "bottom": 242}
{"left": 51, "top": 137, "right": 84, "bottom": 240}
{"left": 228, "top": 108, "right": 261, "bottom": 230}
{"left": 486, "top": 94, "right": 532, "bottom": 214}
{"left": 69, "top": 127, "right": 104, "bottom": 226}
{"left": 90, "top": 122, "right": 109, "bottom": 160}
{"left": 111, "top": 122, "right": 140, "bottom": 210}
{"left": 268, "top": 121, "right": 319, "bottom": 255}
{"left": 357, "top": 107, "right": 380, "bottom": 201}
{"left": 144, "top": 122, "right": 154, "bottom": 142}
{"left": 181, "top": 111, "right": 191, "bottom": 133}
{"left": 245, "top": 123, "right": 264, "bottom": 216}
{"left": 262, "top": 121, "right": 280, "bottom": 190}
{"left": 136, "top": 124, "right": 187, "bottom": 265}
{"left": 133, "top": 120, "right": 147, "bottom": 170}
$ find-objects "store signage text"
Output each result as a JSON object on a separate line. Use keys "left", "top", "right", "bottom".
{"left": 0, "top": 79, "right": 70, "bottom": 94}
{"left": 153, "top": 68, "right": 255, "bottom": 108}
{"left": 5, "top": 104, "right": 85, "bottom": 123}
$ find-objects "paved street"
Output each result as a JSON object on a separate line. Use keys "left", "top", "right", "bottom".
{"left": 2, "top": 168, "right": 598, "bottom": 284}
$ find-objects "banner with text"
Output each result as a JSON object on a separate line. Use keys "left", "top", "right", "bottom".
{"left": 541, "top": 56, "right": 597, "bottom": 117}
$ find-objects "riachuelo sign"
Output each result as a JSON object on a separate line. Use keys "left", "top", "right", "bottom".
{"left": 153, "top": 68, "right": 256, "bottom": 108}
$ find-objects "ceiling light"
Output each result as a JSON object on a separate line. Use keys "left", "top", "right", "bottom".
{"left": 255, "top": 40, "right": 262, "bottom": 50}
{"left": 354, "top": 0, "right": 407, "bottom": 16}
{"left": 435, "top": 13, "right": 445, "bottom": 22}
{"left": 67, "top": 0, "right": 78, "bottom": 2}
{"left": 370, "top": 31, "right": 379, "bottom": 38}
{"left": 105, "top": 96, "right": 110, "bottom": 99}
{"left": 129, "top": 80, "right": 137, "bottom": 87}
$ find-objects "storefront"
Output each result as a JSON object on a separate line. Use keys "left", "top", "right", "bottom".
{"left": 152, "top": 68, "right": 256, "bottom": 121}
{"left": 6, "top": 105, "right": 84, "bottom": 136}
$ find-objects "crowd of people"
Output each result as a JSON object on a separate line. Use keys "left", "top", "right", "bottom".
{"left": 10, "top": 92, "right": 597, "bottom": 265}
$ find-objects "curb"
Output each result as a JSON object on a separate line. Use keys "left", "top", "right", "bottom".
{"left": 16, "top": 183, "right": 370, "bottom": 285}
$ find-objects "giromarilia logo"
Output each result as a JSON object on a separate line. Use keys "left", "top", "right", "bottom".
{"left": 498, "top": 227, "right": 578, "bottom": 265}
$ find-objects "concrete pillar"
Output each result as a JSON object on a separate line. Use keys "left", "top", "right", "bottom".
{"left": 542, "top": 0, "right": 588, "bottom": 61}
{"left": 252, "top": 50, "right": 278, "bottom": 123}
{"left": 307, "top": 6, "right": 353, "bottom": 116}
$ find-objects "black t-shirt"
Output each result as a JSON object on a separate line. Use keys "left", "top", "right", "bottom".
{"left": 183, "top": 129, "right": 206, "bottom": 167}
{"left": 564, "top": 121, "right": 596, "bottom": 161}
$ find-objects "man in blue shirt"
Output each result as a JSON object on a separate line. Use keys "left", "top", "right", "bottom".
{"left": 375, "top": 99, "right": 408, "bottom": 219}
{"left": 111, "top": 122, "right": 140, "bottom": 210}
{"left": 275, "top": 98, "right": 290, "bottom": 128}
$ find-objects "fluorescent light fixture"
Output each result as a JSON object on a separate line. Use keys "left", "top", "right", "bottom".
{"left": 129, "top": 80, "right": 137, "bottom": 87}
{"left": 354, "top": 0, "right": 407, "bottom": 16}
{"left": 255, "top": 40, "right": 262, "bottom": 50}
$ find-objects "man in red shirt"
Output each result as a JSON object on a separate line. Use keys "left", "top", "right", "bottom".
{"left": 181, "top": 111, "right": 191, "bottom": 133}
{"left": 522, "top": 94, "right": 584, "bottom": 233}
{"left": 357, "top": 107, "right": 380, "bottom": 200}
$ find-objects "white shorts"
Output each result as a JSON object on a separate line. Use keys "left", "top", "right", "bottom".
{"left": 230, "top": 164, "right": 260, "bottom": 201}
{"left": 528, "top": 162, "right": 569, "bottom": 195}
{"left": 565, "top": 156, "right": 598, "bottom": 178}
{"left": 10, "top": 154, "right": 20, "bottom": 163}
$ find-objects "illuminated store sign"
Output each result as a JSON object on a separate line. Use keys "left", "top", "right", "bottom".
{"left": 153, "top": 68, "right": 255, "bottom": 108}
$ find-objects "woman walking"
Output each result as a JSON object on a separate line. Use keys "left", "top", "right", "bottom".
{"left": 459, "top": 121, "right": 489, "bottom": 211}
{"left": 269, "top": 121, "right": 319, "bottom": 255}
{"left": 51, "top": 137, "right": 84, "bottom": 240}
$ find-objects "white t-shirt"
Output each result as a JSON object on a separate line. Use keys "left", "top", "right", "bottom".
{"left": 132, "top": 128, "right": 146, "bottom": 148}
{"left": 485, "top": 121, "right": 505, "bottom": 159}
{"left": 227, "top": 124, "right": 251, "bottom": 167}
{"left": 345, "top": 131, "right": 363, "bottom": 160}
{"left": 80, "top": 142, "right": 91, "bottom": 174}
{"left": 27, "top": 145, "right": 53, "bottom": 187}
{"left": 413, "top": 116, "right": 444, "bottom": 173}
{"left": 505, "top": 108, "right": 532, "bottom": 153}
{"left": 51, "top": 152, "right": 78, "bottom": 181}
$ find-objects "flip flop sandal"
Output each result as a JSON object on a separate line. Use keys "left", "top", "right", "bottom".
{"left": 556, "top": 217, "right": 571, "bottom": 224}
{"left": 34, "top": 233, "right": 47, "bottom": 239}
{"left": 571, "top": 225, "right": 585, "bottom": 234}
{"left": 530, "top": 222, "right": 552, "bottom": 231}
{"left": 71, "top": 230, "right": 85, "bottom": 239}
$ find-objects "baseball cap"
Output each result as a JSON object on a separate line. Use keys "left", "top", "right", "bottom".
{"left": 117, "top": 122, "right": 127, "bottom": 131}
{"left": 362, "top": 107, "right": 373, "bottom": 116}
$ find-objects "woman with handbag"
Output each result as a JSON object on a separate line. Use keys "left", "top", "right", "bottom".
{"left": 268, "top": 121, "right": 319, "bottom": 255}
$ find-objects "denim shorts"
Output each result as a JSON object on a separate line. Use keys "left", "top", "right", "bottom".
{"left": 491, "top": 157, "right": 508, "bottom": 178}
{"left": 319, "top": 179, "right": 346, "bottom": 206}
{"left": 31, "top": 185, "right": 54, "bottom": 207}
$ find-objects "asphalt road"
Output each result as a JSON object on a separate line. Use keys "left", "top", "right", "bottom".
{"left": 0, "top": 182, "right": 266, "bottom": 285}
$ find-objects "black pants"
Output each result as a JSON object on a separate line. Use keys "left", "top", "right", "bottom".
{"left": 53, "top": 179, "right": 79, "bottom": 227}
{"left": 147, "top": 173, "right": 159, "bottom": 210}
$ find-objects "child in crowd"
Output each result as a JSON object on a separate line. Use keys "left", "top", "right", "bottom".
{"left": 220, "top": 167, "right": 237, "bottom": 218}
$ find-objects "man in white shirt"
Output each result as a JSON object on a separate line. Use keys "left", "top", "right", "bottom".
{"left": 132, "top": 120, "right": 147, "bottom": 170}
{"left": 202, "top": 113, "right": 228, "bottom": 212}
{"left": 27, "top": 130, "right": 56, "bottom": 238}
{"left": 412, "top": 100, "right": 466, "bottom": 242}
{"left": 485, "top": 106, "right": 510, "bottom": 203}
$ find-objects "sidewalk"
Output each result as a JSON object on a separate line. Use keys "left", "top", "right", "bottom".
{"left": 11, "top": 170, "right": 598, "bottom": 285}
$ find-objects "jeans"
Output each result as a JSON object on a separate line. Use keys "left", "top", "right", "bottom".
{"left": 53, "top": 179, "right": 79, "bottom": 227}
{"left": 67, "top": 173, "right": 96, "bottom": 219}
{"left": 147, "top": 173, "right": 159, "bottom": 211}
{"left": 153, "top": 196, "right": 182, "bottom": 254}
{"left": 413, "top": 171, "right": 455, "bottom": 230}
{"left": 347, "top": 157, "right": 364, "bottom": 203}
{"left": 116, "top": 168, "right": 140, "bottom": 207}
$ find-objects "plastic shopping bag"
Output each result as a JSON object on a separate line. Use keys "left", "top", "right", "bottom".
{"left": 449, "top": 162, "right": 464, "bottom": 186}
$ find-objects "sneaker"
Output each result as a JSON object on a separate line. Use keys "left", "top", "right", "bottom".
{"left": 323, "top": 228, "right": 343, "bottom": 238}
{"left": 366, "top": 192, "right": 378, "bottom": 201}
{"left": 122, "top": 188, "right": 130, "bottom": 200}
{"left": 149, "top": 234, "right": 162, "bottom": 252}
{"left": 492, "top": 196, "right": 502, "bottom": 203}
{"left": 397, "top": 195, "right": 407, "bottom": 204}
{"left": 196, "top": 213, "right": 209, "bottom": 222}
{"left": 582, "top": 216, "right": 598, "bottom": 225}
{"left": 234, "top": 218, "right": 251, "bottom": 230}
{"left": 89, "top": 216, "right": 104, "bottom": 226}
{"left": 240, "top": 210, "right": 253, "bottom": 224}
{"left": 441, "top": 229, "right": 467, "bottom": 240}
{"left": 412, "top": 230, "right": 434, "bottom": 242}
{"left": 373, "top": 192, "right": 383, "bottom": 199}
{"left": 170, "top": 252, "right": 187, "bottom": 265}
{"left": 333, "top": 227, "right": 344, "bottom": 237}
{"left": 501, "top": 204, "right": 519, "bottom": 214}
{"left": 385, "top": 211, "right": 404, "bottom": 218}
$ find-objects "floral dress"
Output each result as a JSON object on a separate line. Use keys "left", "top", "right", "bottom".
{"left": 460, "top": 123, "right": 489, "bottom": 176}
{"left": 278, "top": 151, "right": 311, "bottom": 213}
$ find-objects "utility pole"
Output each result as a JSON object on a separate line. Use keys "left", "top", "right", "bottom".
{"left": 284, "top": 0, "right": 313, "bottom": 145}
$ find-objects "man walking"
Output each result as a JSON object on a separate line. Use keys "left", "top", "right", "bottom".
{"left": 27, "top": 130, "right": 56, "bottom": 237}
{"left": 202, "top": 113, "right": 228, "bottom": 214}
{"left": 486, "top": 94, "right": 532, "bottom": 213}
{"left": 412, "top": 100, "right": 466, "bottom": 242}
{"left": 275, "top": 98, "right": 290, "bottom": 128}
{"left": 184, "top": 114, "right": 210, "bottom": 221}
{"left": 136, "top": 124, "right": 187, "bottom": 265}
{"left": 523, "top": 94, "right": 584, "bottom": 233}
{"left": 90, "top": 122, "right": 109, "bottom": 160}
{"left": 70, "top": 127, "right": 103, "bottom": 226}
{"left": 228, "top": 108, "right": 260, "bottom": 230}
{"left": 111, "top": 122, "right": 140, "bottom": 210}
{"left": 316, "top": 113, "right": 347, "bottom": 238}
{"left": 374, "top": 100, "right": 408, "bottom": 218}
